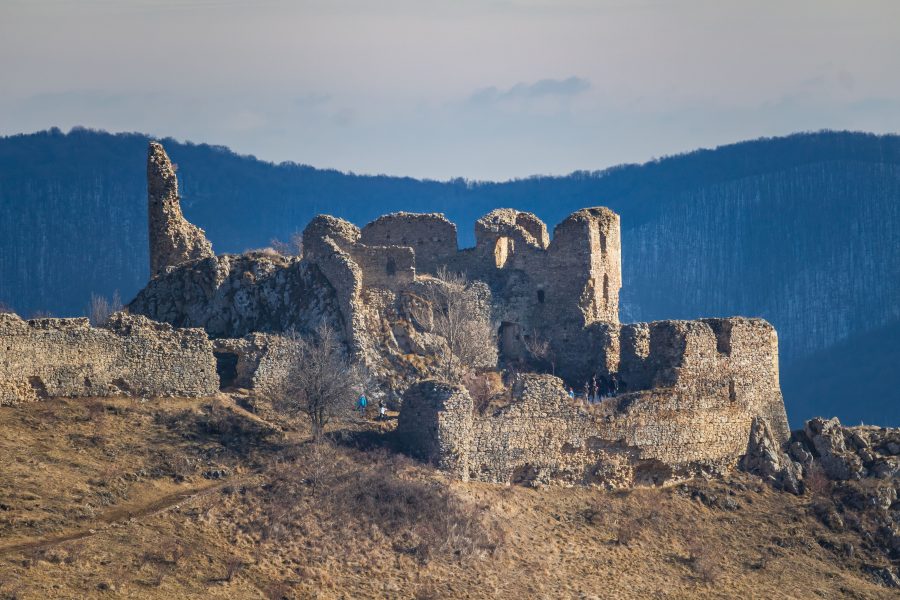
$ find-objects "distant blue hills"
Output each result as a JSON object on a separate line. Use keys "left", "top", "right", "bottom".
{"left": 1, "top": 127, "right": 897, "bottom": 426}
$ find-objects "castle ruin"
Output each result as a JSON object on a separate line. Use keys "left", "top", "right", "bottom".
{"left": 0, "top": 141, "right": 791, "bottom": 488}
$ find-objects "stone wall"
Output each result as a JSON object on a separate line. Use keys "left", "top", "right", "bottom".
{"left": 360, "top": 213, "right": 458, "bottom": 275}
{"left": 351, "top": 245, "right": 416, "bottom": 290}
{"left": 0, "top": 312, "right": 218, "bottom": 405}
{"left": 398, "top": 317, "right": 789, "bottom": 488}
{"left": 212, "top": 333, "right": 302, "bottom": 399}
{"left": 618, "top": 317, "right": 789, "bottom": 441}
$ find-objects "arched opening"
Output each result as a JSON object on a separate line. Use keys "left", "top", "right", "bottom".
{"left": 537, "top": 289, "right": 545, "bottom": 304}
{"left": 214, "top": 351, "right": 239, "bottom": 390}
{"left": 386, "top": 257, "right": 397, "bottom": 276}
{"left": 498, "top": 321, "right": 525, "bottom": 360}
{"left": 494, "top": 236, "right": 512, "bottom": 268}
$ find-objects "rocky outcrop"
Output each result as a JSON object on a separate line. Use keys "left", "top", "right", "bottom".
{"left": 129, "top": 251, "right": 342, "bottom": 339}
{"left": 148, "top": 141, "right": 214, "bottom": 277}
{"left": 0, "top": 312, "right": 218, "bottom": 404}
{"left": 788, "top": 417, "right": 900, "bottom": 481}
{"left": 740, "top": 417, "right": 803, "bottom": 493}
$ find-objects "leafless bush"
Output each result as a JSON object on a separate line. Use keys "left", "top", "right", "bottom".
{"left": 804, "top": 461, "right": 831, "bottom": 498}
{"left": 223, "top": 556, "right": 245, "bottom": 581}
{"left": 88, "top": 290, "right": 122, "bottom": 326}
{"left": 464, "top": 371, "right": 508, "bottom": 414}
{"left": 275, "top": 325, "right": 363, "bottom": 440}
{"left": 524, "top": 329, "right": 555, "bottom": 374}
{"left": 410, "top": 267, "right": 497, "bottom": 381}
{"left": 334, "top": 461, "right": 502, "bottom": 562}
{"left": 264, "top": 582, "right": 294, "bottom": 600}
{"left": 615, "top": 514, "right": 643, "bottom": 546}
{"left": 168, "top": 540, "right": 193, "bottom": 566}
{"left": 270, "top": 231, "right": 303, "bottom": 257}
{"left": 0, "top": 301, "right": 15, "bottom": 315}
{"left": 686, "top": 536, "right": 721, "bottom": 584}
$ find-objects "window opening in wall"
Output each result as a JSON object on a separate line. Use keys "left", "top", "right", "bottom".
{"left": 494, "top": 236, "right": 511, "bottom": 268}
{"left": 214, "top": 351, "right": 239, "bottom": 390}
{"left": 537, "top": 289, "right": 545, "bottom": 303}
{"left": 386, "top": 257, "right": 397, "bottom": 276}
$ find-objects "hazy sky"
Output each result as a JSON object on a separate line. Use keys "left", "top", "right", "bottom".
{"left": 2, "top": 0, "right": 899, "bottom": 180}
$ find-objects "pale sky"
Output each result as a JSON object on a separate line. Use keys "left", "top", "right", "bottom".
{"left": 2, "top": 0, "right": 899, "bottom": 180}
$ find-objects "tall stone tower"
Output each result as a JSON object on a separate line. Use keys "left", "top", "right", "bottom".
{"left": 548, "top": 207, "right": 621, "bottom": 326}
{"left": 147, "top": 142, "right": 214, "bottom": 277}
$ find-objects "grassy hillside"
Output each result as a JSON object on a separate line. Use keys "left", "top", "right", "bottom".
{"left": 0, "top": 395, "right": 896, "bottom": 599}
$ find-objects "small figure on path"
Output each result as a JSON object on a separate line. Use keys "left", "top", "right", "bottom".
{"left": 357, "top": 393, "right": 368, "bottom": 417}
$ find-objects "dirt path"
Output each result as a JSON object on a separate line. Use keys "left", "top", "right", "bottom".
{"left": 0, "top": 476, "right": 251, "bottom": 557}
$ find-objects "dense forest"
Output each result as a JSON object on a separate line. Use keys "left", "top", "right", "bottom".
{"left": 1, "top": 128, "right": 898, "bottom": 425}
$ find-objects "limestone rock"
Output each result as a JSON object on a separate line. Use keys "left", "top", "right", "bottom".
{"left": 148, "top": 141, "right": 214, "bottom": 277}
{"left": 740, "top": 416, "right": 803, "bottom": 494}
{"left": 805, "top": 417, "right": 865, "bottom": 480}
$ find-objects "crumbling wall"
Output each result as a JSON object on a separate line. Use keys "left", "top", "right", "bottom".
{"left": 147, "top": 142, "right": 214, "bottom": 276}
{"left": 618, "top": 318, "right": 789, "bottom": 441}
{"left": 396, "top": 380, "right": 475, "bottom": 478}
{"left": 351, "top": 245, "right": 415, "bottom": 290}
{"left": 360, "top": 213, "right": 458, "bottom": 274}
{"left": 0, "top": 312, "right": 218, "bottom": 405}
{"left": 398, "top": 317, "right": 789, "bottom": 488}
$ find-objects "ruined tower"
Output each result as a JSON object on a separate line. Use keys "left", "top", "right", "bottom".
{"left": 147, "top": 142, "right": 214, "bottom": 277}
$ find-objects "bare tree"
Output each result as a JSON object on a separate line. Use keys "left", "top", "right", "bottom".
{"left": 276, "top": 324, "right": 363, "bottom": 441}
{"left": 411, "top": 267, "right": 497, "bottom": 381}
{"left": 270, "top": 231, "right": 303, "bottom": 257}
{"left": 523, "top": 329, "right": 555, "bottom": 374}
{"left": 89, "top": 291, "right": 123, "bottom": 326}
{"left": 0, "top": 301, "right": 14, "bottom": 315}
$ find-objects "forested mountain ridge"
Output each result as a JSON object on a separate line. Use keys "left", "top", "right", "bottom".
{"left": 1, "top": 128, "right": 898, "bottom": 425}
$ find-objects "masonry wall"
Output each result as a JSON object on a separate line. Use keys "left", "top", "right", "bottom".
{"left": 618, "top": 317, "right": 789, "bottom": 441}
{"left": 351, "top": 245, "right": 415, "bottom": 290}
{"left": 360, "top": 213, "right": 458, "bottom": 275}
{"left": 398, "top": 317, "right": 789, "bottom": 488}
{"left": 0, "top": 312, "right": 218, "bottom": 405}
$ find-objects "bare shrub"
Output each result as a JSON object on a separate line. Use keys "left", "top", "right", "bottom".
{"left": 410, "top": 267, "right": 497, "bottom": 381}
{"left": 274, "top": 324, "right": 364, "bottom": 440}
{"left": 524, "top": 329, "right": 556, "bottom": 374}
{"left": 88, "top": 290, "right": 122, "bottom": 326}
{"left": 615, "top": 514, "right": 643, "bottom": 546}
{"left": 804, "top": 462, "right": 831, "bottom": 498}
{"left": 270, "top": 231, "right": 303, "bottom": 257}
{"left": 223, "top": 556, "right": 244, "bottom": 581}
{"left": 0, "top": 301, "right": 15, "bottom": 315}
{"left": 464, "top": 371, "right": 508, "bottom": 414}
{"left": 334, "top": 461, "right": 502, "bottom": 562}
{"left": 264, "top": 582, "right": 294, "bottom": 600}
{"left": 686, "top": 536, "right": 721, "bottom": 584}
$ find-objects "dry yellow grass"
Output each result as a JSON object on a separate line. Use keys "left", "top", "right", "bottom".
{"left": 0, "top": 396, "right": 895, "bottom": 599}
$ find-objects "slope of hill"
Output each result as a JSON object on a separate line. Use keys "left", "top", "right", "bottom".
{"left": 1, "top": 396, "right": 897, "bottom": 599}
{"left": 0, "top": 128, "right": 898, "bottom": 425}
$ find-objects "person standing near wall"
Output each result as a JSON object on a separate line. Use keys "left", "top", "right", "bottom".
{"left": 357, "top": 393, "right": 368, "bottom": 417}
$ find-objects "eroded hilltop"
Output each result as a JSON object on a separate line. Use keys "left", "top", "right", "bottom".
{"left": 0, "top": 141, "right": 897, "bottom": 596}
{"left": 3, "top": 141, "right": 794, "bottom": 489}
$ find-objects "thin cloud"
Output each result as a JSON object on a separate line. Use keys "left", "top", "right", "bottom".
{"left": 469, "top": 76, "right": 591, "bottom": 105}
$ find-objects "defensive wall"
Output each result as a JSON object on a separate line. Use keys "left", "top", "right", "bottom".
{"left": 397, "top": 317, "right": 789, "bottom": 487}
{"left": 0, "top": 312, "right": 218, "bottom": 405}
